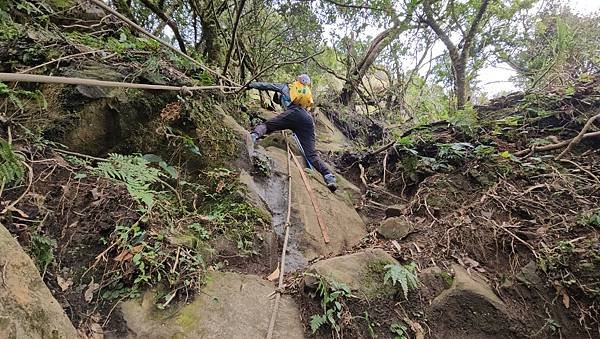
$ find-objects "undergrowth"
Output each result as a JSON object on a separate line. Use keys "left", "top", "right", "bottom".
{"left": 0, "top": 138, "right": 25, "bottom": 185}
{"left": 59, "top": 152, "right": 269, "bottom": 306}
{"left": 384, "top": 262, "right": 419, "bottom": 299}
{"left": 306, "top": 273, "right": 353, "bottom": 336}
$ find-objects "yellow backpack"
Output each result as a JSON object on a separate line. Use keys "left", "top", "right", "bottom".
{"left": 288, "top": 80, "right": 314, "bottom": 109}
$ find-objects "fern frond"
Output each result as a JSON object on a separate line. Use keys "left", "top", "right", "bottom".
{"left": 384, "top": 263, "right": 420, "bottom": 298}
{"left": 0, "top": 139, "right": 24, "bottom": 185}
{"left": 310, "top": 314, "right": 327, "bottom": 333}
{"left": 94, "top": 153, "right": 167, "bottom": 208}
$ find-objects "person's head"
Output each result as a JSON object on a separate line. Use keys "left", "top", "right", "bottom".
{"left": 297, "top": 74, "right": 311, "bottom": 86}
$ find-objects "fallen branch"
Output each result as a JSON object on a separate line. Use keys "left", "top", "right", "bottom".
{"left": 515, "top": 131, "right": 600, "bottom": 157}
{"left": 556, "top": 112, "right": 600, "bottom": 160}
{"left": 19, "top": 50, "right": 105, "bottom": 74}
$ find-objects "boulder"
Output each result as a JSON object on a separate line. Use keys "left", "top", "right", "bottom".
{"left": 116, "top": 272, "right": 304, "bottom": 339}
{"left": 0, "top": 224, "right": 78, "bottom": 339}
{"left": 419, "top": 266, "right": 452, "bottom": 301}
{"left": 312, "top": 108, "right": 351, "bottom": 153}
{"left": 304, "top": 249, "right": 399, "bottom": 299}
{"left": 428, "top": 265, "right": 524, "bottom": 338}
{"left": 377, "top": 216, "right": 414, "bottom": 240}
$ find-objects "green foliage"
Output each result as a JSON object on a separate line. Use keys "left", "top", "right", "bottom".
{"left": 101, "top": 221, "right": 205, "bottom": 302}
{"left": 579, "top": 211, "right": 600, "bottom": 228}
{"left": 252, "top": 154, "right": 272, "bottom": 177}
{"left": 390, "top": 323, "right": 409, "bottom": 339}
{"left": 383, "top": 262, "right": 419, "bottom": 298}
{"left": 307, "top": 273, "right": 352, "bottom": 335}
{"left": 94, "top": 154, "right": 166, "bottom": 209}
{"left": 545, "top": 317, "right": 561, "bottom": 335}
{"left": 507, "top": 6, "right": 600, "bottom": 89}
{"left": 30, "top": 233, "right": 56, "bottom": 272}
{"left": 65, "top": 30, "right": 160, "bottom": 56}
{"left": 436, "top": 142, "right": 474, "bottom": 161}
{"left": 0, "top": 139, "right": 25, "bottom": 186}
{"left": 195, "top": 168, "right": 269, "bottom": 255}
{"left": 0, "top": 82, "right": 47, "bottom": 111}
{"left": 537, "top": 240, "right": 579, "bottom": 292}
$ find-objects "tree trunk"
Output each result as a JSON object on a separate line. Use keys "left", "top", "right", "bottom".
{"left": 191, "top": 0, "right": 225, "bottom": 66}
{"left": 139, "top": 0, "right": 187, "bottom": 53}
{"left": 422, "top": 0, "right": 489, "bottom": 110}
{"left": 114, "top": 0, "right": 137, "bottom": 23}
{"left": 339, "top": 9, "right": 414, "bottom": 106}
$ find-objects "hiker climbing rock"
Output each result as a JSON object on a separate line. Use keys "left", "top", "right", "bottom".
{"left": 247, "top": 74, "right": 338, "bottom": 192}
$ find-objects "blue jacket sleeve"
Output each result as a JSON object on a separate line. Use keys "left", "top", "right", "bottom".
{"left": 248, "top": 82, "right": 288, "bottom": 93}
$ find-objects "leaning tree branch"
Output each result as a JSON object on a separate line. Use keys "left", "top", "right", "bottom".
{"left": 556, "top": 112, "right": 600, "bottom": 159}
{"left": 460, "top": 0, "right": 490, "bottom": 61}
{"left": 237, "top": 49, "right": 325, "bottom": 91}
{"left": 322, "top": 0, "right": 390, "bottom": 11}
{"left": 515, "top": 130, "right": 600, "bottom": 157}
{"left": 139, "top": 0, "right": 187, "bottom": 54}
{"left": 222, "top": 0, "right": 247, "bottom": 75}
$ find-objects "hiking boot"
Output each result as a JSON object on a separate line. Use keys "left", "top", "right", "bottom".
{"left": 324, "top": 173, "right": 337, "bottom": 192}
{"left": 250, "top": 132, "right": 259, "bottom": 144}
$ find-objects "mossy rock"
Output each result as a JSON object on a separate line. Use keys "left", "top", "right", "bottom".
{"left": 117, "top": 272, "right": 304, "bottom": 338}
{"left": 304, "top": 249, "right": 400, "bottom": 300}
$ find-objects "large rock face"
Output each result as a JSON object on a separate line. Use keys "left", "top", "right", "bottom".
{"left": 304, "top": 249, "right": 399, "bottom": 299}
{"left": 262, "top": 146, "right": 367, "bottom": 264}
{"left": 117, "top": 272, "right": 305, "bottom": 339}
{"left": 0, "top": 224, "right": 78, "bottom": 339}
{"left": 428, "top": 265, "right": 524, "bottom": 338}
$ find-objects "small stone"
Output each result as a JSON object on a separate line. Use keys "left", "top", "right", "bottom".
{"left": 516, "top": 260, "right": 543, "bottom": 288}
{"left": 377, "top": 216, "right": 414, "bottom": 240}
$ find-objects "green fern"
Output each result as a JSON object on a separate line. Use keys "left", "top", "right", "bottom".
{"left": 310, "top": 314, "right": 327, "bottom": 333}
{"left": 384, "top": 262, "right": 419, "bottom": 299}
{"left": 0, "top": 139, "right": 24, "bottom": 185}
{"left": 307, "top": 273, "right": 351, "bottom": 334}
{"left": 95, "top": 154, "right": 164, "bottom": 208}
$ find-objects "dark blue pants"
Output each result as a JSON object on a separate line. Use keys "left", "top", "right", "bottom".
{"left": 253, "top": 106, "right": 332, "bottom": 177}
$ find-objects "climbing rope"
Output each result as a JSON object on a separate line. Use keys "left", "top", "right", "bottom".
{"left": 266, "top": 131, "right": 331, "bottom": 338}
{"left": 266, "top": 132, "right": 294, "bottom": 339}
{"left": 0, "top": 73, "right": 239, "bottom": 92}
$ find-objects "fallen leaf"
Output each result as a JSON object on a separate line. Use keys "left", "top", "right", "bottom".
{"left": 113, "top": 250, "right": 132, "bottom": 262}
{"left": 132, "top": 245, "right": 144, "bottom": 253}
{"left": 562, "top": 289, "right": 570, "bottom": 309}
{"left": 3, "top": 205, "right": 29, "bottom": 218}
{"left": 88, "top": 322, "right": 104, "bottom": 339}
{"left": 90, "top": 188, "right": 100, "bottom": 200}
{"left": 267, "top": 267, "right": 280, "bottom": 282}
{"left": 57, "top": 276, "right": 73, "bottom": 291}
{"left": 463, "top": 256, "right": 480, "bottom": 268}
{"left": 84, "top": 280, "right": 100, "bottom": 303}
{"left": 403, "top": 317, "right": 424, "bottom": 339}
